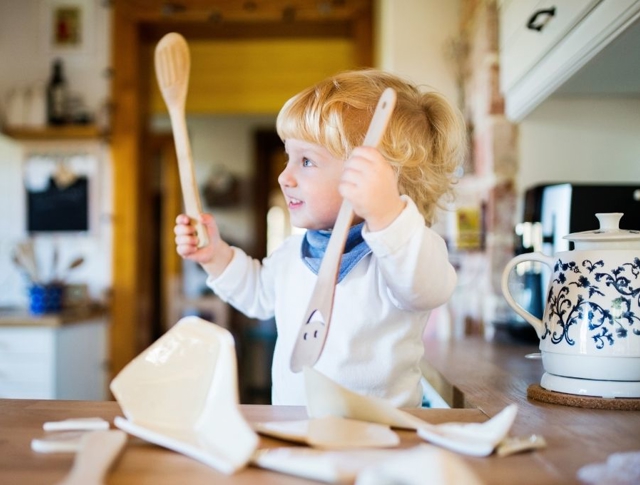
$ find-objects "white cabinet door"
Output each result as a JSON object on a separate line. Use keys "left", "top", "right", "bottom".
{"left": 0, "top": 326, "right": 56, "bottom": 399}
{"left": 0, "top": 319, "right": 108, "bottom": 400}
{"left": 500, "top": 0, "right": 601, "bottom": 92}
{"left": 500, "top": 0, "right": 640, "bottom": 121}
{"left": 56, "top": 319, "right": 108, "bottom": 400}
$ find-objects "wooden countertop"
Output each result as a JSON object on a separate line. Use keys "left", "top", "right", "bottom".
{"left": 422, "top": 334, "right": 640, "bottom": 484}
{"left": 1, "top": 335, "right": 639, "bottom": 484}
{"left": 0, "top": 305, "right": 108, "bottom": 327}
{"left": 0, "top": 400, "right": 487, "bottom": 485}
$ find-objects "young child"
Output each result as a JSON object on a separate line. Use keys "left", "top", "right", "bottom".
{"left": 174, "top": 69, "right": 465, "bottom": 407}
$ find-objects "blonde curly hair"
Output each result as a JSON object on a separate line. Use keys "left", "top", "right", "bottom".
{"left": 276, "top": 69, "right": 466, "bottom": 226}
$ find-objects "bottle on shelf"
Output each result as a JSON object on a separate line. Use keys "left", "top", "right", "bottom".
{"left": 47, "top": 58, "right": 67, "bottom": 125}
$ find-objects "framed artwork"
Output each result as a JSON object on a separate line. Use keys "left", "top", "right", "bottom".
{"left": 41, "top": 0, "right": 95, "bottom": 55}
{"left": 456, "top": 206, "right": 485, "bottom": 251}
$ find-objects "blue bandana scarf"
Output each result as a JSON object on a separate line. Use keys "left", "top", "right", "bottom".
{"left": 301, "top": 222, "right": 371, "bottom": 283}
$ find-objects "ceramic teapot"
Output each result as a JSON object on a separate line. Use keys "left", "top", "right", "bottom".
{"left": 501, "top": 213, "right": 640, "bottom": 395}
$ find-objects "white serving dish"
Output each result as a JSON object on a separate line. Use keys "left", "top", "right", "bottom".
{"left": 110, "top": 316, "right": 258, "bottom": 474}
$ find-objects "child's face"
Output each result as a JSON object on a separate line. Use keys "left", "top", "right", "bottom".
{"left": 279, "top": 139, "right": 344, "bottom": 230}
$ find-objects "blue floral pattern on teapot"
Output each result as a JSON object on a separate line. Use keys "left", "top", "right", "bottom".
{"left": 544, "top": 257, "right": 640, "bottom": 349}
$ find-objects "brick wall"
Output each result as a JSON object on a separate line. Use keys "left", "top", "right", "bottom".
{"left": 448, "top": 0, "right": 518, "bottom": 338}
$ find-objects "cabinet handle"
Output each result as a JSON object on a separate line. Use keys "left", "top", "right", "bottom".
{"left": 527, "top": 7, "right": 556, "bottom": 32}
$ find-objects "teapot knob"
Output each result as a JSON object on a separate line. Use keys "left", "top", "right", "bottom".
{"left": 595, "top": 213, "right": 623, "bottom": 232}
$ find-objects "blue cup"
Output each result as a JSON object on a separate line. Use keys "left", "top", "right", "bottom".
{"left": 28, "top": 284, "right": 64, "bottom": 315}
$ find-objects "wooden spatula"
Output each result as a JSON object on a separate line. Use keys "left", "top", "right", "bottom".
{"left": 155, "top": 32, "right": 209, "bottom": 248}
{"left": 289, "top": 88, "right": 397, "bottom": 373}
{"left": 57, "top": 430, "right": 127, "bottom": 485}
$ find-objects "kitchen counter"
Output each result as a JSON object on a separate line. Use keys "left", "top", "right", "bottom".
{"left": 422, "top": 335, "right": 640, "bottom": 484}
{"left": 1, "top": 336, "right": 639, "bottom": 484}
{"left": 1, "top": 400, "right": 488, "bottom": 484}
{"left": 0, "top": 304, "right": 108, "bottom": 327}
{"left": 0, "top": 306, "right": 109, "bottom": 400}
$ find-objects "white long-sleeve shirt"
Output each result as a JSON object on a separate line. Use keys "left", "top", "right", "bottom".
{"left": 207, "top": 196, "right": 456, "bottom": 407}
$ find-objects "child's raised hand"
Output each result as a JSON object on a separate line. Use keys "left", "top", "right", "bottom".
{"left": 174, "top": 213, "right": 217, "bottom": 264}
{"left": 174, "top": 213, "right": 234, "bottom": 277}
{"left": 340, "top": 146, "right": 406, "bottom": 232}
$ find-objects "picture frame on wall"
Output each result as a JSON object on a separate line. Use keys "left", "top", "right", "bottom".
{"left": 40, "top": 0, "right": 95, "bottom": 56}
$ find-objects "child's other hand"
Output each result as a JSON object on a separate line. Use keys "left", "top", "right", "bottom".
{"left": 340, "top": 146, "right": 406, "bottom": 232}
{"left": 174, "top": 213, "right": 217, "bottom": 264}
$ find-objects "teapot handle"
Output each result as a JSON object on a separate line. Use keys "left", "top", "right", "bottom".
{"left": 501, "top": 252, "right": 555, "bottom": 337}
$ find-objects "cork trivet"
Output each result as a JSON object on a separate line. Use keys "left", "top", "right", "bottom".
{"left": 527, "top": 384, "right": 640, "bottom": 411}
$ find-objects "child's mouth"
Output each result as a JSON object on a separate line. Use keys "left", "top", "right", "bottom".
{"left": 288, "top": 198, "right": 303, "bottom": 209}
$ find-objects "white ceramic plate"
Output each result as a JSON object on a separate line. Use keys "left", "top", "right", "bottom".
{"left": 254, "top": 416, "right": 400, "bottom": 449}
{"left": 304, "top": 367, "right": 518, "bottom": 457}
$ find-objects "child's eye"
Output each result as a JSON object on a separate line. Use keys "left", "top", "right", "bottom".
{"left": 302, "top": 158, "right": 313, "bottom": 167}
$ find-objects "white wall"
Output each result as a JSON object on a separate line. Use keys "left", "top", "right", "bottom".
{"left": 375, "top": 0, "right": 461, "bottom": 107}
{"left": 518, "top": 97, "right": 640, "bottom": 194}
{"left": 0, "top": 135, "right": 25, "bottom": 306}
{"left": 0, "top": 0, "right": 111, "bottom": 120}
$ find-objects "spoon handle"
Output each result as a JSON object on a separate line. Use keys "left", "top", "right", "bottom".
{"left": 57, "top": 430, "right": 127, "bottom": 485}
{"left": 168, "top": 103, "right": 208, "bottom": 246}
{"left": 289, "top": 88, "right": 397, "bottom": 373}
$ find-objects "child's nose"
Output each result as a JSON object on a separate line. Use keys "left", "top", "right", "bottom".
{"left": 278, "top": 165, "right": 296, "bottom": 187}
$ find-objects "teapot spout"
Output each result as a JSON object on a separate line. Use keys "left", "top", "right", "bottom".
{"left": 501, "top": 253, "right": 554, "bottom": 338}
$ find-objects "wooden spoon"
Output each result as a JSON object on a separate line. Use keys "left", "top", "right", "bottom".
{"left": 57, "top": 430, "right": 127, "bottom": 485}
{"left": 289, "top": 88, "right": 397, "bottom": 373}
{"left": 155, "top": 32, "right": 209, "bottom": 248}
{"left": 56, "top": 256, "right": 84, "bottom": 283}
{"left": 15, "top": 242, "right": 40, "bottom": 284}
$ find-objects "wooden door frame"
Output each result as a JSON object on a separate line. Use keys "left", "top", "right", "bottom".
{"left": 110, "top": 2, "right": 145, "bottom": 378}
{"left": 147, "top": 134, "right": 183, "bottom": 335}
{"left": 109, "top": 0, "right": 373, "bottom": 378}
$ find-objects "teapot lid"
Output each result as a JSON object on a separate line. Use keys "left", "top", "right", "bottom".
{"left": 564, "top": 213, "right": 640, "bottom": 243}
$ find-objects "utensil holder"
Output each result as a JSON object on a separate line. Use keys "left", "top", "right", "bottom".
{"left": 29, "top": 283, "right": 64, "bottom": 315}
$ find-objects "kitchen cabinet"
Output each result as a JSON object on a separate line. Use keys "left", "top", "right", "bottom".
{"left": 0, "top": 313, "right": 108, "bottom": 400}
{"left": 499, "top": 0, "right": 640, "bottom": 121}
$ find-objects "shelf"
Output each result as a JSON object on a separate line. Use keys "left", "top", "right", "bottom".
{"left": 3, "top": 124, "right": 103, "bottom": 141}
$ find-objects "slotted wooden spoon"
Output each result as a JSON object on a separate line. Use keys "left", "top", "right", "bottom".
{"left": 155, "top": 32, "right": 209, "bottom": 248}
{"left": 290, "top": 88, "right": 397, "bottom": 373}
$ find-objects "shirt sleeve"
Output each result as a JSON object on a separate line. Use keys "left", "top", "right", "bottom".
{"left": 362, "top": 195, "right": 457, "bottom": 311}
{"left": 206, "top": 246, "right": 277, "bottom": 320}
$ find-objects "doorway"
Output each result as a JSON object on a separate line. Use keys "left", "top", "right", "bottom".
{"left": 252, "top": 130, "right": 287, "bottom": 260}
